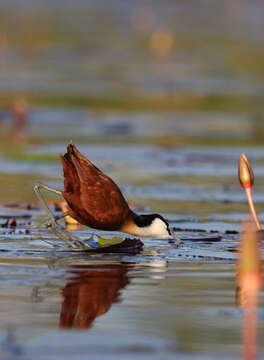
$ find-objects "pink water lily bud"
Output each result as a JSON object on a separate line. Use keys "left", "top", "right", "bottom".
{"left": 238, "top": 154, "right": 254, "bottom": 189}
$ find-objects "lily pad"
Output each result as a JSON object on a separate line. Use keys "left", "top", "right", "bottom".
{"left": 84, "top": 237, "right": 144, "bottom": 254}
{"left": 34, "top": 234, "right": 144, "bottom": 254}
{"left": 179, "top": 233, "right": 222, "bottom": 242}
{"left": 96, "top": 235, "right": 127, "bottom": 247}
{"left": 81, "top": 235, "right": 144, "bottom": 254}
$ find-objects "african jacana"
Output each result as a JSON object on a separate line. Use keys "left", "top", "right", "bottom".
{"left": 34, "top": 143, "right": 179, "bottom": 248}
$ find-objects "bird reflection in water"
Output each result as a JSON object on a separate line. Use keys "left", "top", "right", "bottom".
{"left": 59, "top": 264, "right": 129, "bottom": 329}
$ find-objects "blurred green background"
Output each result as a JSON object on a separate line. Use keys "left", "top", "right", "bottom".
{"left": 0, "top": 0, "right": 264, "bottom": 117}
{"left": 1, "top": 0, "right": 264, "bottom": 204}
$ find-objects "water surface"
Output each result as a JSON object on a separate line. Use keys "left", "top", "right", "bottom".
{"left": 1, "top": 1, "right": 264, "bottom": 358}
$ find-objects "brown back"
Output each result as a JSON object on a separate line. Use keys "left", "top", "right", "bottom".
{"left": 60, "top": 144, "right": 131, "bottom": 230}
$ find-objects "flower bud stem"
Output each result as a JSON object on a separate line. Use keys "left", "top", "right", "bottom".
{"left": 245, "top": 187, "right": 261, "bottom": 230}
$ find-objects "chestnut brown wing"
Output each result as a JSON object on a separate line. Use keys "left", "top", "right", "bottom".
{"left": 60, "top": 152, "right": 87, "bottom": 225}
{"left": 60, "top": 154, "right": 80, "bottom": 196}
{"left": 61, "top": 144, "right": 131, "bottom": 229}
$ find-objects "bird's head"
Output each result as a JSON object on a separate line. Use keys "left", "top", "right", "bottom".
{"left": 130, "top": 213, "right": 179, "bottom": 242}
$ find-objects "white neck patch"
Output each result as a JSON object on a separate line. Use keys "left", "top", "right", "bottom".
{"left": 126, "top": 217, "right": 171, "bottom": 238}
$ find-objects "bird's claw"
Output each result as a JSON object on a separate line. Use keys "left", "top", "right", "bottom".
{"left": 43, "top": 217, "right": 86, "bottom": 249}
{"left": 44, "top": 217, "right": 59, "bottom": 229}
{"left": 68, "top": 237, "right": 87, "bottom": 248}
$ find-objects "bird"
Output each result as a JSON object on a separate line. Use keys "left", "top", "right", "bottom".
{"left": 34, "top": 143, "right": 178, "bottom": 248}
{"left": 61, "top": 143, "right": 175, "bottom": 239}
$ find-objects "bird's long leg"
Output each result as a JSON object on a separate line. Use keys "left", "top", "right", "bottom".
{"left": 54, "top": 211, "right": 69, "bottom": 220}
{"left": 34, "top": 183, "right": 86, "bottom": 248}
{"left": 34, "top": 183, "right": 61, "bottom": 225}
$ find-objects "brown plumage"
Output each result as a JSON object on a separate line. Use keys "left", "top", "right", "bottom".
{"left": 60, "top": 143, "right": 131, "bottom": 231}
{"left": 60, "top": 143, "right": 174, "bottom": 240}
{"left": 59, "top": 264, "right": 129, "bottom": 329}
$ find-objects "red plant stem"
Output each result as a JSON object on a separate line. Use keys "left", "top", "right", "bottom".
{"left": 245, "top": 187, "right": 261, "bottom": 230}
{"left": 243, "top": 291, "right": 258, "bottom": 360}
